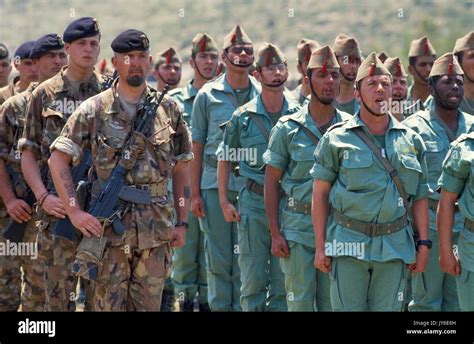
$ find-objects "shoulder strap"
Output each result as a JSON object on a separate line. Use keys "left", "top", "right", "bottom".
{"left": 288, "top": 118, "right": 320, "bottom": 145}
{"left": 248, "top": 113, "right": 270, "bottom": 141}
{"left": 352, "top": 127, "right": 418, "bottom": 234}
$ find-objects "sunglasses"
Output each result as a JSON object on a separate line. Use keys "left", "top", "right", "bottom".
{"left": 229, "top": 45, "right": 254, "bottom": 55}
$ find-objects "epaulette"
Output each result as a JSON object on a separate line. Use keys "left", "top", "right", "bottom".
{"left": 327, "top": 119, "right": 348, "bottom": 132}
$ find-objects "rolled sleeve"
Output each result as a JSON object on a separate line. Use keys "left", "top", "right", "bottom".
{"left": 263, "top": 122, "right": 289, "bottom": 170}
{"left": 438, "top": 145, "right": 468, "bottom": 194}
{"left": 311, "top": 134, "right": 338, "bottom": 184}
{"left": 20, "top": 90, "right": 43, "bottom": 154}
{"left": 50, "top": 136, "right": 84, "bottom": 167}
{"left": 191, "top": 91, "right": 208, "bottom": 144}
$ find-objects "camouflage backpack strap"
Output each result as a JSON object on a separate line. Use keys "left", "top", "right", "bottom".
{"left": 287, "top": 118, "right": 320, "bottom": 145}
{"left": 248, "top": 113, "right": 270, "bottom": 142}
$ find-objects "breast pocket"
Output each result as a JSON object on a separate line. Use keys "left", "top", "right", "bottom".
{"left": 290, "top": 145, "right": 316, "bottom": 179}
{"left": 424, "top": 140, "right": 446, "bottom": 172}
{"left": 94, "top": 133, "right": 123, "bottom": 180}
{"left": 341, "top": 151, "right": 375, "bottom": 191}
{"left": 240, "top": 132, "right": 267, "bottom": 167}
{"left": 398, "top": 154, "right": 423, "bottom": 196}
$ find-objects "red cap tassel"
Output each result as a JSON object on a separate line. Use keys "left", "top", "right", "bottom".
{"left": 396, "top": 63, "right": 402, "bottom": 77}
{"left": 447, "top": 63, "right": 453, "bottom": 76}
{"left": 166, "top": 50, "right": 172, "bottom": 64}
{"left": 200, "top": 36, "right": 207, "bottom": 52}
{"left": 369, "top": 63, "right": 375, "bottom": 77}
{"left": 321, "top": 61, "right": 327, "bottom": 74}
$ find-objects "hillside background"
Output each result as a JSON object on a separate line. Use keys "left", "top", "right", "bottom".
{"left": 0, "top": 0, "right": 473, "bottom": 84}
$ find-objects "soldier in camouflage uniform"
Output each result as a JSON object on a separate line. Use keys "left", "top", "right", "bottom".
{"left": 289, "top": 38, "right": 319, "bottom": 106}
{"left": 0, "top": 39, "right": 47, "bottom": 311}
{"left": 333, "top": 34, "right": 361, "bottom": 115}
{"left": 169, "top": 33, "right": 219, "bottom": 312}
{"left": 264, "top": 46, "right": 350, "bottom": 311}
{"left": 153, "top": 48, "right": 182, "bottom": 93}
{"left": 453, "top": 31, "right": 474, "bottom": 115}
{"left": 220, "top": 43, "right": 297, "bottom": 311}
{"left": 49, "top": 29, "right": 192, "bottom": 311}
{"left": 0, "top": 43, "right": 12, "bottom": 88}
{"left": 0, "top": 41, "right": 38, "bottom": 105}
{"left": 19, "top": 18, "right": 107, "bottom": 312}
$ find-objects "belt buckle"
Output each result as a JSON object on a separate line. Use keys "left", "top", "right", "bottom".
{"left": 369, "top": 223, "right": 378, "bottom": 237}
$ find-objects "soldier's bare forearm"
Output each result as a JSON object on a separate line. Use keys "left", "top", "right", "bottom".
{"left": 172, "top": 160, "right": 190, "bottom": 222}
{"left": 437, "top": 191, "right": 457, "bottom": 254}
{"left": 312, "top": 180, "right": 331, "bottom": 253}
{"left": 190, "top": 142, "right": 203, "bottom": 198}
{"left": 21, "top": 149, "right": 48, "bottom": 200}
{"left": 264, "top": 165, "right": 284, "bottom": 237}
{"left": 49, "top": 150, "right": 79, "bottom": 214}
{"left": 217, "top": 160, "right": 231, "bottom": 206}
{"left": 412, "top": 198, "right": 429, "bottom": 241}
{"left": 0, "top": 159, "right": 18, "bottom": 204}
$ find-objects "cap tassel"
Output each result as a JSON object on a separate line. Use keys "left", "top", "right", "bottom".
{"left": 265, "top": 50, "right": 272, "bottom": 67}
{"left": 321, "top": 61, "right": 327, "bottom": 74}
{"left": 199, "top": 36, "right": 207, "bottom": 52}
{"left": 369, "top": 63, "right": 375, "bottom": 77}
{"left": 424, "top": 41, "right": 429, "bottom": 55}
{"left": 447, "top": 62, "right": 453, "bottom": 76}
{"left": 231, "top": 33, "right": 237, "bottom": 45}
{"left": 396, "top": 63, "right": 402, "bottom": 77}
{"left": 166, "top": 50, "right": 172, "bottom": 64}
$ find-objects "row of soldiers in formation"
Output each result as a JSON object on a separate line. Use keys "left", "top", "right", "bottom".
{"left": 0, "top": 16, "right": 472, "bottom": 312}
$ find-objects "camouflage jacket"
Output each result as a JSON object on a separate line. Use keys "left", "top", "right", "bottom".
{"left": 0, "top": 76, "right": 20, "bottom": 105}
{"left": 18, "top": 67, "right": 107, "bottom": 167}
{"left": 50, "top": 80, "right": 193, "bottom": 249}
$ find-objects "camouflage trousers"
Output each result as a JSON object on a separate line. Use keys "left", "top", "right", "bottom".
{"left": 0, "top": 218, "right": 45, "bottom": 311}
{"left": 37, "top": 219, "right": 95, "bottom": 311}
{"left": 94, "top": 242, "right": 172, "bottom": 311}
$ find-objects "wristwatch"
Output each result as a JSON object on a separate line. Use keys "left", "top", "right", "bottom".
{"left": 416, "top": 240, "right": 432, "bottom": 250}
{"left": 175, "top": 221, "right": 189, "bottom": 229}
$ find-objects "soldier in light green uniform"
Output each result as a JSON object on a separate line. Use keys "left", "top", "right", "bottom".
{"left": 311, "top": 52, "right": 430, "bottom": 311}
{"left": 264, "top": 46, "right": 350, "bottom": 311}
{"left": 219, "top": 43, "right": 297, "bottom": 311}
{"left": 290, "top": 38, "right": 320, "bottom": 106}
{"left": 190, "top": 25, "right": 260, "bottom": 311}
{"left": 153, "top": 47, "right": 182, "bottom": 93}
{"left": 169, "top": 33, "right": 219, "bottom": 312}
{"left": 438, "top": 131, "right": 474, "bottom": 311}
{"left": 404, "top": 53, "right": 472, "bottom": 312}
{"left": 453, "top": 31, "right": 474, "bottom": 115}
{"left": 406, "top": 36, "right": 436, "bottom": 116}
{"left": 383, "top": 57, "right": 409, "bottom": 122}
{"left": 333, "top": 34, "right": 361, "bottom": 115}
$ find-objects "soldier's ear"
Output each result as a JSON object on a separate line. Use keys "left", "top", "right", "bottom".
{"left": 64, "top": 43, "right": 71, "bottom": 55}
{"left": 111, "top": 56, "right": 117, "bottom": 69}
{"left": 253, "top": 69, "right": 261, "bottom": 81}
{"left": 407, "top": 64, "right": 414, "bottom": 76}
{"left": 354, "top": 87, "right": 361, "bottom": 102}
{"left": 189, "top": 57, "right": 195, "bottom": 69}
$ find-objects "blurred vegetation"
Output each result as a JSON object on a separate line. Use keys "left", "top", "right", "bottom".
{"left": 0, "top": 0, "right": 472, "bottom": 85}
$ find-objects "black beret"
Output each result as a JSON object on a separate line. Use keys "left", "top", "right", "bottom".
{"left": 14, "top": 41, "right": 36, "bottom": 60}
{"left": 30, "top": 34, "right": 64, "bottom": 59}
{"left": 111, "top": 29, "right": 149, "bottom": 53}
{"left": 0, "top": 43, "right": 9, "bottom": 59}
{"left": 63, "top": 17, "right": 100, "bottom": 43}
